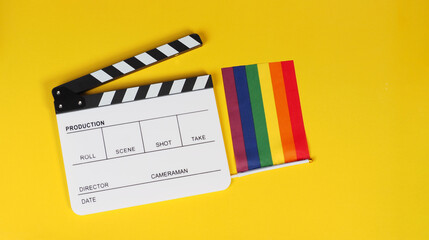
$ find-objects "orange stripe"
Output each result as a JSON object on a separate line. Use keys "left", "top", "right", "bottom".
{"left": 269, "top": 62, "right": 297, "bottom": 162}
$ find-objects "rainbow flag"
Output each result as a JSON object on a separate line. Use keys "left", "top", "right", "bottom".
{"left": 221, "top": 61, "right": 310, "bottom": 173}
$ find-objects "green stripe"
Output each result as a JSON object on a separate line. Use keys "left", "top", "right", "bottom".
{"left": 245, "top": 65, "right": 273, "bottom": 167}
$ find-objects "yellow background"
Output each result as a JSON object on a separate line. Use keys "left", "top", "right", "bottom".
{"left": 1, "top": 0, "right": 428, "bottom": 239}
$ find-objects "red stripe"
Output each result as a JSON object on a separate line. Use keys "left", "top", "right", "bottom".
{"left": 282, "top": 61, "right": 310, "bottom": 160}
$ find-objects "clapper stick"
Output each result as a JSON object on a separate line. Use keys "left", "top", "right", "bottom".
{"left": 82, "top": 75, "right": 213, "bottom": 111}
{"left": 52, "top": 34, "right": 203, "bottom": 113}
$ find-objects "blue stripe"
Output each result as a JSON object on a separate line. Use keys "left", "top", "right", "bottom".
{"left": 233, "top": 66, "right": 261, "bottom": 170}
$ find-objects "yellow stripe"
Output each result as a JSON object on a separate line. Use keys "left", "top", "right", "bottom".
{"left": 257, "top": 63, "right": 285, "bottom": 165}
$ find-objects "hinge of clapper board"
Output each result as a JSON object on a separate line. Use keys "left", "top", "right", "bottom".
{"left": 52, "top": 34, "right": 203, "bottom": 113}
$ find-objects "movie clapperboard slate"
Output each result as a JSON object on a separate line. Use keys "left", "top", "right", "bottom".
{"left": 52, "top": 34, "right": 231, "bottom": 215}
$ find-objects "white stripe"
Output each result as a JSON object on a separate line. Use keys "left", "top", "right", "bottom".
{"left": 122, "top": 87, "right": 139, "bottom": 102}
{"left": 157, "top": 44, "right": 179, "bottom": 57}
{"left": 98, "top": 91, "right": 116, "bottom": 106}
{"left": 113, "top": 61, "right": 134, "bottom": 74}
{"left": 146, "top": 83, "right": 162, "bottom": 98}
{"left": 193, "top": 75, "right": 209, "bottom": 90}
{"left": 90, "top": 70, "right": 112, "bottom": 83}
{"left": 169, "top": 79, "right": 186, "bottom": 94}
{"left": 178, "top": 35, "right": 200, "bottom": 49}
{"left": 231, "top": 160, "right": 311, "bottom": 178}
{"left": 135, "top": 52, "right": 157, "bottom": 65}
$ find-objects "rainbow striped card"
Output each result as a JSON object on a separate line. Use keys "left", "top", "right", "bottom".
{"left": 222, "top": 61, "right": 310, "bottom": 175}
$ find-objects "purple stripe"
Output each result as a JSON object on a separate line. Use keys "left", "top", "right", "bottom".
{"left": 222, "top": 67, "right": 249, "bottom": 172}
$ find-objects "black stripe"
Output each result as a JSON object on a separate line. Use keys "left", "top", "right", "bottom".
{"left": 205, "top": 76, "right": 213, "bottom": 88}
{"left": 158, "top": 81, "right": 173, "bottom": 96}
{"left": 103, "top": 66, "right": 123, "bottom": 78}
{"left": 111, "top": 89, "right": 126, "bottom": 104}
{"left": 124, "top": 57, "right": 145, "bottom": 69}
{"left": 84, "top": 93, "right": 103, "bottom": 108}
{"left": 146, "top": 49, "right": 167, "bottom": 61}
{"left": 189, "top": 34, "right": 203, "bottom": 45}
{"left": 182, "top": 77, "right": 197, "bottom": 92}
{"left": 135, "top": 85, "right": 149, "bottom": 100}
{"left": 64, "top": 75, "right": 102, "bottom": 94}
{"left": 169, "top": 40, "right": 189, "bottom": 53}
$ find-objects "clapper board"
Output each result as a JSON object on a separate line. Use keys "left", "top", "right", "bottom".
{"left": 52, "top": 34, "right": 231, "bottom": 215}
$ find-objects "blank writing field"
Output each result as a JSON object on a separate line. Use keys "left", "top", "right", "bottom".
{"left": 66, "top": 129, "right": 107, "bottom": 163}
{"left": 178, "top": 111, "right": 214, "bottom": 146}
{"left": 139, "top": 116, "right": 182, "bottom": 152}
{"left": 102, "top": 122, "right": 145, "bottom": 158}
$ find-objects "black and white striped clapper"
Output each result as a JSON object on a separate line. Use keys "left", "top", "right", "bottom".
{"left": 53, "top": 33, "right": 231, "bottom": 215}
{"left": 52, "top": 33, "right": 210, "bottom": 113}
